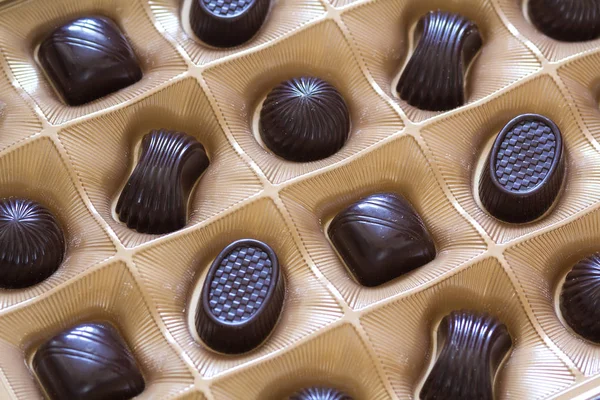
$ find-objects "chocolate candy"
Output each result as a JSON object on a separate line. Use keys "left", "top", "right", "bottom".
{"left": 38, "top": 16, "right": 142, "bottom": 106}
{"left": 0, "top": 198, "right": 64, "bottom": 289}
{"left": 288, "top": 387, "right": 353, "bottom": 400}
{"left": 420, "top": 310, "right": 512, "bottom": 400}
{"left": 479, "top": 114, "right": 565, "bottom": 224}
{"left": 529, "top": 0, "right": 600, "bottom": 42}
{"left": 328, "top": 193, "right": 435, "bottom": 287}
{"left": 33, "top": 322, "right": 145, "bottom": 400}
{"left": 190, "top": 0, "right": 270, "bottom": 48}
{"left": 397, "top": 11, "right": 482, "bottom": 111}
{"left": 260, "top": 76, "right": 350, "bottom": 162}
{"left": 195, "top": 239, "right": 285, "bottom": 354}
{"left": 116, "top": 129, "right": 209, "bottom": 234}
{"left": 560, "top": 254, "right": 600, "bottom": 343}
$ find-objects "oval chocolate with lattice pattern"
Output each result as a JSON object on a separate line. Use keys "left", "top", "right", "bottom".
{"left": 479, "top": 114, "right": 565, "bottom": 223}
{"left": 195, "top": 239, "right": 285, "bottom": 354}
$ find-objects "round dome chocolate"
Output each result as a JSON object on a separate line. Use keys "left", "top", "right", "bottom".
{"left": 288, "top": 387, "right": 353, "bottom": 400}
{"left": 259, "top": 76, "right": 350, "bottom": 162}
{"left": 0, "top": 198, "right": 65, "bottom": 289}
{"left": 528, "top": 0, "right": 600, "bottom": 42}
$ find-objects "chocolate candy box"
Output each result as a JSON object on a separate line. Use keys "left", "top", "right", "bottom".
{"left": 0, "top": 0, "right": 600, "bottom": 398}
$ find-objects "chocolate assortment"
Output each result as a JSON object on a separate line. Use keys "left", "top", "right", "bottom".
{"left": 0, "top": 0, "right": 600, "bottom": 398}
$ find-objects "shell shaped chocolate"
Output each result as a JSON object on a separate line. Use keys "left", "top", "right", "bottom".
{"left": 529, "top": 0, "right": 600, "bottom": 42}
{"left": 0, "top": 198, "right": 65, "bottom": 289}
{"left": 560, "top": 254, "right": 600, "bottom": 343}
{"left": 479, "top": 114, "right": 565, "bottom": 223}
{"left": 420, "top": 310, "right": 512, "bottom": 400}
{"left": 195, "top": 239, "right": 285, "bottom": 354}
{"left": 260, "top": 76, "right": 350, "bottom": 162}
{"left": 288, "top": 387, "right": 353, "bottom": 400}
{"left": 116, "top": 129, "right": 209, "bottom": 234}
{"left": 397, "top": 11, "right": 482, "bottom": 111}
{"left": 33, "top": 322, "right": 145, "bottom": 400}
{"left": 328, "top": 193, "right": 436, "bottom": 287}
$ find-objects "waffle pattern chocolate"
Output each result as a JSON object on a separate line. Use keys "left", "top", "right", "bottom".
{"left": 203, "top": 0, "right": 251, "bottom": 17}
{"left": 196, "top": 239, "right": 285, "bottom": 354}
{"left": 260, "top": 76, "right": 350, "bottom": 162}
{"left": 33, "top": 322, "right": 145, "bottom": 400}
{"left": 420, "top": 310, "right": 512, "bottom": 400}
{"left": 560, "top": 254, "right": 600, "bottom": 343}
{"left": 116, "top": 129, "right": 209, "bottom": 234}
{"left": 288, "top": 387, "right": 353, "bottom": 400}
{"left": 0, "top": 198, "right": 65, "bottom": 289}
{"left": 397, "top": 11, "right": 482, "bottom": 111}
{"left": 529, "top": 0, "right": 600, "bottom": 42}
{"left": 479, "top": 114, "right": 565, "bottom": 223}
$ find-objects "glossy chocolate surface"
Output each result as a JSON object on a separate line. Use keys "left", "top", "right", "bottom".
{"left": 116, "top": 129, "right": 209, "bottom": 234}
{"left": 0, "top": 198, "right": 64, "bottom": 289}
{"left": 33, "top": 322, "right": 145, "bottom": 400}
{"left": 529, "top": 0, "right": 600, "bottom": 42}
{"left": 420, "top": 310, "right": 512, "bottom": 400}
{"left": 260, "top": 76, "right": 350, "bottom": 162}
{"left": 397, "top": 11, "right": 482, "bottom": 111}
{"left": 328, "top": 192, "right": 436, "bottom": 287}
{"left": 288, "top": 387, "right": 353, "bottom": 400}
{"left": 195, "top": 239, "right": 285, "bottom": 354}
{"left": 479, "top": 114, "right": 565, "bottom": 224}
{"left": 190, "top": 0, "right": 270, "bottom": 47}
{"left": 560, "top": 254, "right": 600, "bottom": 343}
{"left": 38, "top": 16, "right": 142, "bottom": 106}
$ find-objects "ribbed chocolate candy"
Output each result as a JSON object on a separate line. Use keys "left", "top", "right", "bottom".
{"left": 260, "top": 76, "right": 350, "bottom": 162}
{"left": 33, "top": 322, "right": 145, "bottom": 400}
{"left": 479, "top": 114, "right": 565, "bottom": 223}
{"left": 190, "top": 0, "right": 270, "bottom": 47}
{"left": 195, "top": 239, "right": 285, "bottom": 354}
{"left": 529, "top": 0, "right": 600, "bottom": 42}
{"left": 116, "top": 129, "right": 209, "bottom": 234}
{"left": 420, "top": 310, "right": 512, "bottom": 400}
{"left": 288, "top": 387, "right": 353, "bottom": 400}
{"left": 0, "top": 198, "right": 65, "bottom": 289}
{"left": 397, "top": 11, "right": 482, "bottom": 111}
{"left": 328, "top": 193, "right": 436, "bottom": 287}
{"left": 38, "top": 16, "right": 142, "bottom": 106}
{"left": 560, "top": 254, "right": 600, "bottom": 343}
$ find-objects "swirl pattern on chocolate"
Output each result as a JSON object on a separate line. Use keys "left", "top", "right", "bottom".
{"left": 397, "top": 11, "right": 482, "bottom": 111}
{"left": 288, "top": 387, "right": 353, "bottom": 400}
{"left": 0, "top": 198, "right": 65, "bottom": 289}
{"left": 528, "top": 0, "right": 600, "bottom": 42}
{"left": 260, "top": 76, "right": 350, "bottom": 162}
{"left": 116, "top": 129, "right": 209, "bottom": 234}
{"left": 420, "top": 310, "right": 512, "bottom": 400}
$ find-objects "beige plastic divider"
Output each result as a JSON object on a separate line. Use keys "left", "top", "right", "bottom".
{"left": 173, "top": 390, "right": 207, "bottom": 400}
{"left": 342, "top": 0, "right": 541, "bottom": 122}
{"left": 211, "top": 324, "right": 389, "bottom": 400}
{"left": 0, "top": 0, "right": 187, "bottom": 125}
{"left": 132, "top": 197, "right": 344, "bottom": 377}
{"left": 361, "top": 257, "right": 574, "bottom": 399}
{"left": 203, "top": 20, "right": 404, "bottom": 184}
{"left": 505, "top": 206, "right": 600, "bottom": 376}
{"left": 0, "top": 261, "right": 195, "bottom": 399}
{"left": 149, "top": 0, "right": 326, "bottom": 65}
{"left": 59, "top": 77, "right": 263, "bottom": 248}
{"left": 280, "top": 135, "right": 486, "bottom": 310}
{"left": 0, "top": 137, "right": 116, "bottom": 310}
{"left": 422, "top": 75, "right": 600, "bottom": 244}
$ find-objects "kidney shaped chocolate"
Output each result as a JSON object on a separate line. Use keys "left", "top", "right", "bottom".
{"left": 528, "top": 0, "right": 600, "bottom": 42}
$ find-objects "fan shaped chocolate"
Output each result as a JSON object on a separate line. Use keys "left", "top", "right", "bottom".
{"left": 195, "top": 239, "right": 285, "bottom": 354}
{"left": 33, "top": 322, "right": 145, "bottom": 400}
{"left": 190, "top": 0, "right": 270, "bottom": 47}
{"left": 479, "top": 114, "right": 565, "bottom": 223}
{"left": 328, "top": 193, "right": 435, "bottom": 287}
{"left": 288, "top": 387, "right": 353, "bottom": 400}
{"left": 529, "top": 0, "right": 600, "bottom": 42}
{"left": 560, "top": 254, "right": 600, "bottom": 343}
{"left": 0, "top": 198, "right": 65, "bottom": 289}
{"left": 116, "top": 129, "right": 209, "bottom": 234}
{"left": 420, "top": 310, "right": 512, "bottom": 400}
{"left": 260, "top": 76, "right": 350, "bottom": 162}
{"left": 38, "top": 16, "right": 142, "bottom": 106}
{"left": 397, "top": 11, "right": 482, "bottom": 111}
